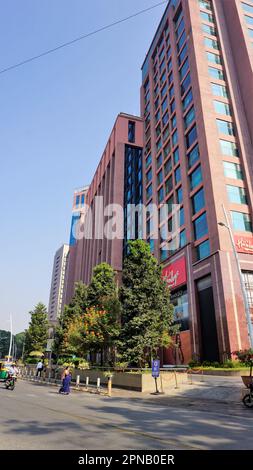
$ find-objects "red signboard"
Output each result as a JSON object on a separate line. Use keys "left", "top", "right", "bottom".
{"left": 162, "top": 256, "right": 187, "bottom": 290}
{"left": 234, "top": 235, "right": 253, "bottom": 254}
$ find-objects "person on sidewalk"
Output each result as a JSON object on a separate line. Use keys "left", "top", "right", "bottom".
{"left": 36, "top": 360, "right": 44, "bottom": 377}
{"left": 59, "top": 366, "right": 71, "bottom": 395}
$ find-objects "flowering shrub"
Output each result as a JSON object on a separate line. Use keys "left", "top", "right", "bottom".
{"left": 234, "top": 349, "right": 253, "bottom": 366}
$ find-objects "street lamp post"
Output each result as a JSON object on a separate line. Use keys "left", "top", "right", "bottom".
{"left": 219, "top": 204, "right": 253, "bottom": 349}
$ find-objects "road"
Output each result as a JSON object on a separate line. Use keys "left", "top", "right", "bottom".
{"left": 0, "top": 379, "right": 252, "bottom": 450}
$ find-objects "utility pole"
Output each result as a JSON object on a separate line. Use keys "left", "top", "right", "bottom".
{"left": 219, "top": 204, "right": 253, "bottom": 348}
{"left": 7, "top": 314, "right": 13, "bottom": 362}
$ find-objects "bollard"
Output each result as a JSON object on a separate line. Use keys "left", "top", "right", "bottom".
{"left": 174, "top": 371, "right": 179, "bottom": 389}
{"left": 76, "top": 375, "right": 80, "bottom": 388}
{"left": 107, "top": 376, "right": 112, "bottom": 397}
{"left": 85, "top": 376, "right": 89, "bottom": 390}
{"left": 97, "top": 377, "right": 101, "bottom": 393}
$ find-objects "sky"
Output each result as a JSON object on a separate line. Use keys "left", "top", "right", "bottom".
{"left": 0, "top": 0, "right": 167, "bottom": 333}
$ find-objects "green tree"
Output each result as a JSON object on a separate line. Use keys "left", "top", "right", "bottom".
{"left": 87, "top": 263, "right": 118, "bottom": 308}
{"left": 119, "top": 240, "right": 176, "bottom": 367}
{"left": 24, "top": 303, "right": 49, "bottom": 357}
{"left": 15, "top": 332, "right": 26, "bottom": 359}
{"left": 54, "top": 282, "right": 89, "bottom": 356}
{"left": 0, "top": 330, "right": 10, "bottom": 358}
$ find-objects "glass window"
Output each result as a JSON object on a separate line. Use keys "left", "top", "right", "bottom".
{"left": 165, "top": 175, "right": 173, "bottom": 195}
{"left": 168, "top": 71, "right": 173, "bottom": 84}
{"left": 75, "top": 195, "right": 80, "bottom": 206}
{"left": 172, "top": 130, "right": 178, "bottom": 147}
{"left": 182, "top": 88, "right": 193, "bottom": 111}
{"left": 223, "top": 161, "right": 243, "bottom": 179}
{"left": 231, "top": 211, "right": 252, "bottom": 232}
{"left": 177, "top": 30, "right": 186, "bottom": 51}
{"left": 164, "top": 141, "right": 171, "bottom": 158}
{"left": 217, "top": 119, "right": 235, "bottom": 136}
{"left": 171, "top": 115, "right": 177, "bottom": 130}
{"left": 175, "top": 166, "right": 181, "bottom": 185}
{"left": 181, "top": 73, "right": 191, "bottom": 95}
{"left": 163, "top": 125, "right": 170, "bottom": 142}
{"left": 196, "top": 239, "right": 210, "bottom": 260}
{"left": 208, "top": 66, "right": 224, "bottom": 80}
{"left": 81, "top": 194, "right": 85, "bottom": 206}
{"left": 156, "top": 138, "right": 162, "bottom": 152}
{"left": 162, "top": 111, "right": 169, "bottom": 127}
{"left": 146, "top": 168, "right": 152, "bottom": 183}
{"left": 177, "top": 186, "right": 183, "bottom": 204}
{"left": 162, "top": 97, "right": 168, "bottom": 113}
{"left": 173, "top": 147, "right": 180, "bottom": 165}
{"left": 164, "top": 158, "right": 172, "bottom": 175}
{"left": 242, "top": 2, "right": 253, "bottom": 14}
{"left": 200, "top": 11, "right": 214, "bottom": 23}
{"left": 199, "top": 0, "right": 212, "bottom": 10}
{"left": 176, "top": 17, "right": 185, "bottom": 39}
{"left": 205, "top": 37, "right": 219, "bottom": 50}
{"left": 245, "top": 14, "right": 253, "bottom": 25}
{"left": 128, "top": 121, "right": 135, "bottom": 143}
{"left": 180, "top": 229, "right": 187, "bottom": 248}
{"left": 170, "top": 99, "right": 176, "bottom": 114}
{"left": 169, "top": 85, "right": 175, "bottom": 100}
{"left": 180, "top": 207, "right": 185, "bottom": 226}
{"left": 184, "top": 106, "right": 195, "bottom": 129}
{"left": 214, "top": 100, "right": 231, "bottom": 115}
{"left": 188, "top": 144, "right": 200, "bottom": 168}
{"left": 156, "top": 153, "right": 163, "bottom": 169}
{"left": 161, "top": 83, "right": 167, "bottom": 98}
{"left": 206, "top": 51, "right": 221, "bottom": 64}
{"left": 220, "top": 139, "right": 239, "bottom": 157}
{"left": 212, "top": 83, "right": 228, "bottom": 97}
{"left": 158, "top": 186, "right": 165, "bottom": 203}
{"left": 178, "top": 44, "right": 188, "bottom": 65}
{"left": 146, "top": 184, "right": 152, "bottom": 199}
{"left": 248, "top": 28, "right": 253, "bottom": 38}
{"left": 190, "top": 165, "right": 203, "bottom": 190}
{"left": 186, "top": 124, "right": 197, "bottom": 149}
{"left": 227, "top": 185, "right": 247, "bottom": 204}
{"left": 146, "top": 153, "right": 152, "bottom": 168}
{"left": 157, "top": 169, "right": 163, "bottom": 186}
{"left": 179, "top": 57, "right": 189, "bottom": 80}
{"left": 192, "top": 187, "right": 205, "bottom": 214}
{"left": 194, "top": 212, "right": 208, "bottom": 240}
{"left": 202, "top": 23, "right": 216, "bottom": 35}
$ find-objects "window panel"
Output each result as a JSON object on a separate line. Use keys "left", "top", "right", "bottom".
{"left": 231, "top": 211, "right": 252, "bottom": 232}
{"left": 188, "top": 144, "right": 200, "bottom": 168}
{"left": 190, "top": 165, "right": 203, "bottom": 190}
{"left": 216, "top": 119, "right": 235, "bottom": 136}
{"left": 186, "top": 124, "right": 197, "bottom": 149}
{"left": 214, "top": 100, "right": 231, "bottom": 115}
{"left": 197, "top": 239, "right": 210, "bottom": 260}
{"left": 192, "top": 187, "right": 205, "bottom": 214}
{"left": 212, "top": 83, "right": 228, "bottom": 97}
{"left": 227, "top": 185, "right": 247, "bottom": 204}
{"left": 206, "top": 51, "right": 221, "bottom": 64}
{"left": 194, "top": 212, "right": 208, "bottom": 240}
{"left": 223, "top": 161, "right": 243, "bottom": 179}
{"left": 208, "top": 66, "right": 224, "bottom": 80}
{"left": 220, "top": 139, "right": 239, "bottom": 157}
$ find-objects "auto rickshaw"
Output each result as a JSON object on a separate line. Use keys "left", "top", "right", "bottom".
{"left": 0, "top": 361, "right": 9, "bottom": 381}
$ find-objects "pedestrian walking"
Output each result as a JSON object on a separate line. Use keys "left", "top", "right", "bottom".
{"left": 36, "top": 360, "right": 44, "bottom": 377}
{"left": 59, "top": 366, "right": 71, "bottom": 395}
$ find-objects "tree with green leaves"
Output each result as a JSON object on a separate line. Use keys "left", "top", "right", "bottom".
{"left": 53, "top": 281, "right": 89, "bottom": 356}
{"left": 119, "top": 239, "right": 176, "bottom": 367}
{"left": 24, "top": 303, "right": 49, "bottom": 357}
{"left": 87, "top": 262, "right": 118, "bottom": 308}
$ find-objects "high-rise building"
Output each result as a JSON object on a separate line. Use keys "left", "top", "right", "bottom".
{"left": 141, "top": 0, "right": 253, "bottom": 363}
{"left": 64, "top": 186, "right": 89, "bottom": 305}
{"left": 65, "top": 113, "right": 143, "bottom": 291}
{"left": 48, "top": 244, "right": 70, "bottom": 324}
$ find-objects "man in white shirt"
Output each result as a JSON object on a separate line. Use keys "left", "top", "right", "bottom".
{"left": 36, "top": 360, "right": 43, "bottom": 377}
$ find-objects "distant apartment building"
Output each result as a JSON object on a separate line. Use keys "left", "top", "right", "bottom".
{"left": 64, "top": 186, "right": 89, "bottom": 305}
{"left": 48, "top": 244, "right": 69, "bottom": 324}
{"left": 64, "top": 113, "right": 143, "bottom": 300}
{"left": 140, "top": 0, "right": 253, "bottom": 363}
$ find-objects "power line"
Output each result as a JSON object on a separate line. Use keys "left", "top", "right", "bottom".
{"left": 0, "top": 1, "right": 168, "bottom": 76}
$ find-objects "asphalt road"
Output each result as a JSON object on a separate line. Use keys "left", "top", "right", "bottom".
{"left": 0, "top": 379, "right": 252, "bottom": 450}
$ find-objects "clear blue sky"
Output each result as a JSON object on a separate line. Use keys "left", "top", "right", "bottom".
{"left": 0, "top": 0, "right": 166, "bottom": 333}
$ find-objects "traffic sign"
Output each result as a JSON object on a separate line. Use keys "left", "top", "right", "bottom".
{"left": 152, "top": 359, "right": 160, "bottom": 378}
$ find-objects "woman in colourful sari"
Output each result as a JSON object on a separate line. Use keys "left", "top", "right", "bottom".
{"left": 59, "top": 366, "right": 71, "bottom": 395}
